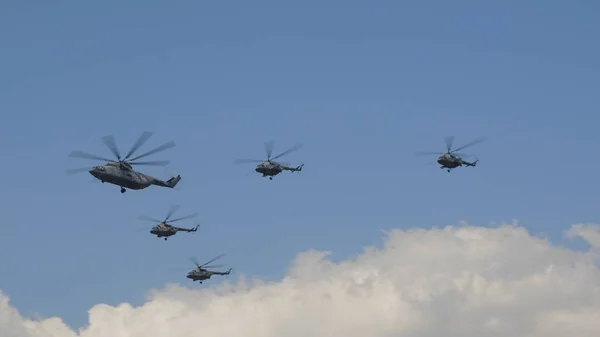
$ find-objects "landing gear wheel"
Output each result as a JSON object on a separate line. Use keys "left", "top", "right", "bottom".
{"left": 164, "top": 238, "right": 167, "bottom": 241}
{"left": 447, "top": 169, "right": 451, "bottom": 172}
{"left": 120, "top": 187, "right": 126, "bottom": 193}
{"left": 269, "top": 177, "right": 273, "bottom": 180}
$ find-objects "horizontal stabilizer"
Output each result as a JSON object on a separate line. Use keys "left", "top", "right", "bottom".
{"left": 166, "top": 175, "right": 181, "bottom": 188}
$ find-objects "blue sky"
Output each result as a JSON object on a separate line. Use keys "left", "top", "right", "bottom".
{"left": 0, "top": 0, "right": 599, "bottom": 329}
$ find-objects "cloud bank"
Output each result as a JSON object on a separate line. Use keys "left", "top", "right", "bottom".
{"left": 2, "top": 223, "right": 600, "bottom": 337}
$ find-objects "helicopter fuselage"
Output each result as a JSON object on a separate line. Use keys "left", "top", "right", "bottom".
{"left": 187, "top": 270, "right": 211, "bottom": 282}
{"left": 255, "top": 161, "right": 303, "bottom": 180}
{"left": 437, "top": 154, "right": 462, "bottom": 169}
{"left": 88, "top": 163, "right": 181, "bottom": 193}
{"left": 255, "top": 161, "right": 283, "bottom": 177}
{"left": 89, "top": 164, "right": 153, "bottom": 189}
{"left": 437, "top": 153, "right": 477, "bottom": 172}
{"left": 150, "top": 223, "right": 196, "bottom": 240}
{"left": 186, "top": 269, "right": 230, "bottom": 282}
{"left": 150, "top": 227, "right": 177, "bottom": 238}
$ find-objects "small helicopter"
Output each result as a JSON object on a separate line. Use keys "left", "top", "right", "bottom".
{"left": 67, "top": 131, "right": 181, "bottom": 193}
{"left": 234, "top": 141, "right": 304, "bottom": 180}
{"left": 415, "top": 136, "right": 484, "bottom": 172}
{"left": 138, "top": 204, "right": 199, "bottom": 240}
{"left": 186, "top": 253, "right": 232, "bottom": 283}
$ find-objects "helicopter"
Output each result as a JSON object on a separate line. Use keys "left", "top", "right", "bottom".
{"left": 66, "top": 131, "right": 181, "bottom": 193}
{"left": 186, "top": 253, "right": 232, "bottom": 283}
{"left": 234, "top": 141, "right": 304, "bottom": 180}
{"left": 138, "top": 204, "right": 199, "bottom": 240}
{"left": 415, "top": 136, "right": 484, "bottom": 172}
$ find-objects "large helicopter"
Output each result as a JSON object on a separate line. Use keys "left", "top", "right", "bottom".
{"left": 67, "top": 131, "right": 181, "bottom": 193}
{"left": 234, "top": 141, "right": 304, "bottom": 180}
{"left": 186, "top": 253, "right": 232, "bottom": 283}
{"left": 415, "top": 136, "right": 484, "bottom": 172}
{"left": 138, "top": 204, "right": 199, "bottom": 240}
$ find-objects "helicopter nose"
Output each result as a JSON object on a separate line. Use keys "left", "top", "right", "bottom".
{"left": 89, "top": 167, "right": 101, "bottom": 178}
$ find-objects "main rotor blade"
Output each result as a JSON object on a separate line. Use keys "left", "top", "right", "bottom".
{"left": 128, "top": 141, "right": 176, "bottom": 162}
{"left": 451, "top": 137, "right": 484, "bottom": 153}
{"left": 68, "top": 151, "right": 115, "bottom": 162}
{"left": 168, "top": 212, "right": 198, "bottom": 223}
{"left": 203, "top": 264, "right": 225, "bottom": 269}
{"left": 189, "top": 257, "right": 200, "bottom": 267}
{"left": 168, "top": 266, "right": 191, "bottom": 271}
{"left": 101, "top": 135, "right": 122, "bottom": 160}
{"left": 138, "top": 215, "right": 162, "bottom": 223}
{"left": 164, "top": 204, "right": 181, "bottom": 222}
{"left": 123, "top": 131, "right": 153, "bottom": 160}
{"left": 66, "top": 167, "right": 94, "bottom": 175}
{"left": 201, "top": 253, "right": 226, "bottom": 267}
{"left": 452, "top": 152, "right": 473, "bottom": 159}
{"left": 444, "top": 136, "right": 455, "bottom": 153}
{"left": 264, "top": 141, "right": 275, "bottom": 159}
{"left": 131, "top": 160, "right": 170, "bottom": 166}
{"left": 271, "top": 143, "right": 303, "bottom": 160}
{"left": 135, "top": 224, "right": 154, "bottom": 232}
{"left": 414, "top": 151, "right": 443, "bottom": 156}
{"left": 234, "top": 159, "right": 263, "bottom": 164}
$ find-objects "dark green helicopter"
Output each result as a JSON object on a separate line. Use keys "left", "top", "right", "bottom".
{"left": 138, "top": 204, "right": 198, "bottom": 240}
{"left": 186, "top": 254, "right": 232, "bottom": 283}
{"left": 234, "top": 141, "right": 304, "bottom": 180}
{"left": 415, "top": 136, "right": 484, "bottom": 172}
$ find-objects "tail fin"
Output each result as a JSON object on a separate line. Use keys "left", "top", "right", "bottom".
{"left": 165, "top": 175, "right": 181, "bottom": 188}
{"left": 464, "top": 159, "right": 478, "bottom": 167}
{"left": 226, "top": 268, "right": 232, "bottom": 275}
{"left": 192, "top": 225, "right": 199, "bottom": 232}
{"left": 295, "top": 164, "right": 304, "bottom": 172}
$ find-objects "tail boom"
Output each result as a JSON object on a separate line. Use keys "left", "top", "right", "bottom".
{"left": 283, "top": 164, "right": 304, "bottom": 172}
{"left": 175, "top": 225, "right": 198, "bottom": 232}
{"left": 215, "top": 268, "right": 232, "bottom": 276}
{"left": 153, "top": 174, "right": 181, "bottom": 188}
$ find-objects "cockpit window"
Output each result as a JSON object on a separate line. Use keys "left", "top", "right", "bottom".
{"left": 96, "top": 166, "right": 105, "bottom": 171}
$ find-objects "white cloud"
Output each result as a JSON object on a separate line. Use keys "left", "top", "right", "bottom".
{"left": 2, "top": 223, "right": 600, "bottom": 337}
{"left": 566, "top": 223, "right": 600, "bottom": 249}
